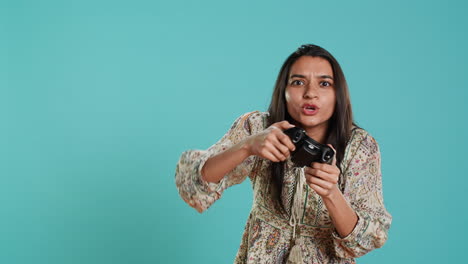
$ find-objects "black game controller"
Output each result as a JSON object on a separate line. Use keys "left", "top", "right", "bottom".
{"left": 283, "top": 127, "right": 335, "bottom": 167}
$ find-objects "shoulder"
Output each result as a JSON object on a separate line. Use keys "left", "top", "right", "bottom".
{"left": 349, "top": 125, "right": 380, "bottom": 155}
{"left": 341, "top": 126, "right": 381, "bottom": 174}
{"left": 231, "top": 111, "right": 268, "bottom": 135}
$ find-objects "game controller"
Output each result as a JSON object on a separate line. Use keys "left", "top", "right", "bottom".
{"left": 283, "top": 127, "right": 335, "bottom": 167}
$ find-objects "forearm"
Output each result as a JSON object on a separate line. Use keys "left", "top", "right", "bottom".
{"left": 201, "top": 138, "right": 252, "bottom": 183}
{"left": 323, "top": 187, "right": 359, "bottom": 238}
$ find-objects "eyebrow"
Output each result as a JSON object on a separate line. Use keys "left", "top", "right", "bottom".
{"left": 289, "top": 74, "right": 334, "bottom": 80}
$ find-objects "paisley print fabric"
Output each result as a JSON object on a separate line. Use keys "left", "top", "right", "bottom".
{"left": 281, "top": 163, "right": 297, "bottom": 217}
{"left": 175, "top": 111, "right": 392, "bottom": 263}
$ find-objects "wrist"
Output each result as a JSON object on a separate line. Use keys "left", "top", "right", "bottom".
{"left": 323, "top": 185, "right": 341, "bottom": 201}
{"left": 240, "top": 137, "right": 253, "bottom": 157}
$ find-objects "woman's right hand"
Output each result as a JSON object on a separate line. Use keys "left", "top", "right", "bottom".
{"left": 244, "top": 121, "right": 297, "bottom": 162}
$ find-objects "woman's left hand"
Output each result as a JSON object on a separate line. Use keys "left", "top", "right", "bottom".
{"left": 305, "top": 144, "right": 341, "bottom": 199}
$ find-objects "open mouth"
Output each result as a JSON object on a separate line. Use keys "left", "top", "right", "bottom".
{"left": 302, "top": 104, "right": 319, "bottom": 115}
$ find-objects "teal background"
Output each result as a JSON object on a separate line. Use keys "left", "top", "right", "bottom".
{"left": 2, "top": 0, "right": 467, "bottom": 263}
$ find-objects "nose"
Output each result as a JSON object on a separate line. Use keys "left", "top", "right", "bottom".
{"left": 303, "top": 83, "right": 318, "bottom": 99}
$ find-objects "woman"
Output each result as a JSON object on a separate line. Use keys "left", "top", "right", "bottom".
{"left": 175, "top": 44, "right": 392, "bottom": 263}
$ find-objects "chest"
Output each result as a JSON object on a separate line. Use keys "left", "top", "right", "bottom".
{"left": 250, "top": 159, "right": 336, "bottom": 228}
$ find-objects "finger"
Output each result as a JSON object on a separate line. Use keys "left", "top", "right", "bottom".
{"left": 306, "top": 175, "right": 334, "bottom": 190}
{"left": 265, "top": 144, "right": 287, "bottom": 161}
{"left": 308, "top": 183, "right": 327, "bottom": 196}
{"left": 311, "top": 162, "right": 340, "bottom": 175}
{"left": 272, "top": 121, "right": 295, "bottom": 131}
{"left": 271, "top": 136, "right": 291, "bottom": 157}
{"left": 259, "top": 146, "right": 280, "bottom": 162}
{"left": 265, "top": 132, "right": 289, "bottom": 157}
{"left": 270, "top": 125, "right": 281, "bottom": 132}
{"left": 277, "top": 131, "right": 296, "bottom": 151}
{"left": 305, "top": 167, "right": 338, "bottom": 184}
{"left": 327, "top": 144, "right": 337, "bottom": 166}
{"left": 263, "top": 151, "right": 280, "bottom": 162}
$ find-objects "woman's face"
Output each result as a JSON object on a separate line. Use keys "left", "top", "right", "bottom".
{"left": 285, "top": 56, "right": 336, "bottom": 137}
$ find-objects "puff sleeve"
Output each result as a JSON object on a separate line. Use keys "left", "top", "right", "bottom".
{"left": 175, "top": 111, "right": 259, "bottom": 213}
{"left": 332, "top": 133, "right": 392, "bottom": 258}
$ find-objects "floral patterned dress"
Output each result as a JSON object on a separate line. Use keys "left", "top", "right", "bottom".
{"left": 175, "top": 111, "right": 392, "bottom": 263}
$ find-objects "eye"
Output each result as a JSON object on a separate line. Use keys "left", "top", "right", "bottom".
{"left": 291, "top": 80, "right": 304, "bottom": 86}
{"left": 320, "top": 81, "right": 333, "bottom": 87}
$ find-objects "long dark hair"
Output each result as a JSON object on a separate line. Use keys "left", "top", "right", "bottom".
{"left": 267, "top": 44, "right": 361, "bottom": 213}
